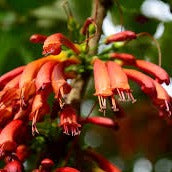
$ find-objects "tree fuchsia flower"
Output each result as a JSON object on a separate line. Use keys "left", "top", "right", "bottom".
{"left": 79, "top": 116, "right": 119, "bottom": 130}
{"left": 16, "top": 145, "right": 29, "bottom": 162}
{"left": 93, "top": 59, "right": 113, "bottom": 113}
{"left": 123, "top": 69, "right": 156, "bottom": 97}
{"left": 29, "top": 92, "right": 50, "bottom": 135}
{"left": 106, "top": 61, "right": 136, "bottom": 105}
{"left": 109, "top": 52, "right": 136, "bottom": 65}
{"left": 86, "top": 149, "right": 122, "bottom": 172}
{"left": 152, "top": 80, "right": 171, "bottom": 116}
{"left": 0, "top": 66, "right": 24, "bottom": 91}
{"left": 51, "top": 63, "right": 71, "bottom": 108}
{"left": 3, "top": 160, "right": 23, "bottom": 172}
{"left": 0, "top": 120, "right": 26, "bottom": 159}
{"left": 30, "top": 33, "right": 80, "bottom": 55}
{"left": 105, "top": 30, "right": 137, "bottom": 44}
{"left": 59, "top": 105, "right": 81, "bottom": 136}
{"left": 55, "top": 167, "right": 80, "bottom": 172}
{"left": 135, "top": 60, "right": 170, "bottom": 85}
{"left": 0, "top": 24, "right": 171, "bottom": 171}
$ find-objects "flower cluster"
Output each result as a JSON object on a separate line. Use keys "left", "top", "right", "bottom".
{"left": 0, "top": 19, "right": 171, "bottom": 171}
{"left": 93, "top": 31, "right": 171, "bottom": 117}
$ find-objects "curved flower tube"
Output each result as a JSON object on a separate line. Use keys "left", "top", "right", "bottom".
{"left": 80, "top": 116, "right": 119, "bottom": 130}
{"left": 29, "top": 92, "right": 50, "bottom": 135}
{"left": 123, "top": 69, "right": 156, "bottom": 97}
{"left": 105, "top": 30, "right": 137, "bottom": 44}
{"left": 109, "top": 53, "right": 136, "bottom": 64}
{"left": 43, "top": 33, "right": 80, "bottom": 55}
{"left": 86, "top": 149, "right": 122, "bottom": 172}
{"left": 0, "top": 120, "right": 24, "bottom": 158}
{"left": 30, "top": 34, "right": 47, "bottom": 44}
{"left": 135, "top": 60, "right": 170, "bottom": 85}
{"left": 35, "top": 61, "right": 58, "bottom": 92}
{"left": 51, "top": 63, "right": 71, "bottom": 108}
{"left": 0, "top": 66, "right": 24, "bottom": 90}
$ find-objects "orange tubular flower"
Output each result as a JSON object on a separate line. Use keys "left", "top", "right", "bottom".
{"left": 59, "top": 105, "right": 81, "bottom": 136}
{"left": 106, "top": 61, "right": 136, "bottom": 110}
{"left": 0, "top": 107, "right": 13, "bottom": 128}
{"left": 43, "top": 33, "right": 80, "bottom": 55}
{"left": 56, "top": 167, "right": 80, "bottom": 172}
{"left": 16, "top": 145, "right": 29, "bottom": 162}
{"left": 105, "top": 30, "right": 137, "bottom": 44}
{"left": 123, "top": 69, "right": 156, "bottom": 97}
{"left": 4, "top": 160, "right": 23, "bottom": 172}
{"left": 152, "top": 80, "right": 171, "bottom": 116}
{"left": 0, "top": 74, "right": 21, "bottom": 109}
{"left": 35, "top": 61, "right": 58, "bottom": 91}
{"left": 0, "top": 66, "right": 24, "bottom": 90}
{"left": 0, "top": 120, "right": 24, "bottom": 158}
{"left": 30, "top": 34, "right": 47, "bottom": 44}
{"left": 51, "top": 63, "right": 71, "bottom": 108}
{"left": 19, "top": 56, "right": 58, "bottom": 109}
{"left": 135, "top": 60, "right": 170, "bottom": 85}
{"left": 29, "top": 92, "right": 50, "bottom": 135}
{"left": 86, "top": 149, "right": 122, "bottom": 172}
{"left": 93, "top": 59, "right": 113, "bottom": 113}
{"left": 109, "top": 53, "right": 136, "bottom": 65}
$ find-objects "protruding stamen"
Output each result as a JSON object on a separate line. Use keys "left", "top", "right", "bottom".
{"left": 111, "top": 96, "right": 119, "bottom": 112}
{"left": 32, "top": 110, "right": 40, "bottom": 136}
{"left": 126, "top": 92, "right": 137, "bottom": 103}
{"left": 116, "top": 88, "right": 123, "bottom": 101}
{"left": 165, "top": 100, "right": 171, "bottom": 116}
{"left": 98, "top": 96, "right": 106, "bottom": 115}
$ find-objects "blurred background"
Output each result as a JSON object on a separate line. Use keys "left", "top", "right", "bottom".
{"left": 0, "top": 0, "right": 172, "bottom": 171}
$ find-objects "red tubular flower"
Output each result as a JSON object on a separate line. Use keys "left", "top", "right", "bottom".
{"left": 32, "top": 158, "right": 54, "bottom": 172}
{"left": 3, "top": 74, "right": 21, "bottom": 90}
{"left": 4, "top": 160, "right": 23, "bottom": 172}
{"left": 16, "top": 145, "right": 29, "bottom": 162}
{"left": 56, "top": 167, "right": 80, "bottom": 172}
{"left": 51, "top": 63, "right": 71, "bottom": 108}
{"left": 0, "top": 75, "right": 21, "bottom": 110}
{"left": 80, "top": 116, "right": 119, "bottom": 130}
{"left": 35, "top": 61, "right": 58, "bottom": 91}
{"left": 29, "top": 92, "right": 50, "bottom": 135}
{"left": 30, "top": 34, "right": 47, "bottom": 44}
{"left": 59, "top": 105, "right": 81, "bottom": 136}
{"left": 93, "top": 59, "right": 113, "bottom": 113}
{"left": 106, "top": 61, "right": 136, "bottom": 110}
{"left": 0, "top": 106, "right": 13, "bottom": 128}
{"left": 123, "top": 69, "right": 156, "bottom": 97}
{"left": 43, "top": 33, "right": 80, "bottom": 55}
{"left": 0, "top": 120, "right": 24, "bottom": 158}
{"left": 135, "top": 60, "right": 170, "bottom": 85}
{"left": 0, "top": 66, "right": 24, "bottom": 90}
{"left": 19, "top": 56, "right": 59, "bottom": 108}
{"left": 86, "top": 149, "right": 122, "bottom": 172}
{"left": 109, "top": 53, "right": 136, "bottom": 65}
{"left": 0, "top": 88, "right": 20, "bottom": 110}
{"left": 105, "top": 31, "right": 137, "bottom": 44}
{"left": 152, "top": 80, "right": 171, "bottom": 116}
{"left": 41, "top": 158, "right": 54, "bottom": 168}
